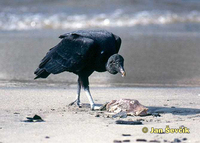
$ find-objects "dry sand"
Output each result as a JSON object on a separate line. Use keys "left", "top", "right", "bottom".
{"left": 0, "top": 87, "right": 200, "bottom": 143}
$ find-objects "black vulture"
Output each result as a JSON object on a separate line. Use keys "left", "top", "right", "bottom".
{"left": 34, "top": 30, "right": 126, "bottom": 110}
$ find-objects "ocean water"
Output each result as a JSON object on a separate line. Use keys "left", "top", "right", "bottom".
{"left": 1, "top": 0, "right": 200, "bottom": 31}
{"left": 1, "top": 0, "right": 200, "bottom": 87}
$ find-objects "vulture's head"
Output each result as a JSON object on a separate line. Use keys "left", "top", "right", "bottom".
{"left": 106, "top": 54, "right": 126, "bottom": 77}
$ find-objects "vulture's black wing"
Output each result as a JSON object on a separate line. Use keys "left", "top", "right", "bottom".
{"left": 113, "top": 34, "right": 121, "bottom": 53}
{"left": 34, "top": 34, "right": 95, "bottom": 79}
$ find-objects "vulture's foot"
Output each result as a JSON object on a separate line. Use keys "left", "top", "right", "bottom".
{"left": 69, "top": 100, "right": 82, "bottom": 108}
{"left": 91, "top": 104, "right": 101, "bottom": 111}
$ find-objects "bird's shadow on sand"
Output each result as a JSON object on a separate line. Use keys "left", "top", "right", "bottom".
{"left": 147, "top": 106, "right": 200, "bottom": 116}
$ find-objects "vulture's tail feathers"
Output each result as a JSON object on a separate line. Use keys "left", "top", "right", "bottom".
{"left": 34, "top": 68, "right": 50, "bottom": 79}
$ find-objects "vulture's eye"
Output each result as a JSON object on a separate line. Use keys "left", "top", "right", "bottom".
{"left": 110, "top": 61, "right": 114, "bottom": 64}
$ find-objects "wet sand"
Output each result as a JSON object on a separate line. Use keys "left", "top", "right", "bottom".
{"left": 0, "top": 87, "right": 200, "bottom": 143}
{"left": 1, "top": 27, "right": 200, "bottom": 86}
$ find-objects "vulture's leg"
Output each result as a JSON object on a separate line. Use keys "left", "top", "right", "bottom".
{"left": 84, "top": 86, "right": 95, "bottom": 110}
{"left": 82, "top": 77, "right": 100, "bottom": 110}
{"left": 69, "top": 78, "right": 82, "bottom": 107}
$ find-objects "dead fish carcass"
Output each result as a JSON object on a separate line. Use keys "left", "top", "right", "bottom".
{"left": 106, "top": 99, "right": 148, "bottom": 116}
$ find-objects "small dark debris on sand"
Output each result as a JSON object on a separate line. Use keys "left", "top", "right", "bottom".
{"left": 138, "top": 113, "right": 152, "bottom": 117}
{"left": 115, "top": 120, "right": 142, "bottom": 125}
{"left": 182, "top": 138, "right": 187, "bottom": 141}
{"left": 113, "top": 140, "right": 122, "bottom": 143}
{"left": 122, "top": 134, "right": 131, "bottom": 136}
{"left": 122, "top": 139, "right": 130, "bottom": 142}
{"left": 95, "top": 114, "right": 100, "bottom": 117}
{"left": 23, "top": 115, "right": 44, "bottom": 122}
{"left": 149, "top": 139, "right": 160, "bottom": 142}
{"left": 113, "top": 140, "right": 130, "bottom": 143}
{"left": 45, "top": 136, "right": 50, "bottom": 139}
{"left": 136, "top": 139, "right": 147, "bottom": 142}
{"left": 173, "top": 138, "right": 181, "bottom": 142}
{"left": 139, "top": 113, "right": 161, "bottom": 117}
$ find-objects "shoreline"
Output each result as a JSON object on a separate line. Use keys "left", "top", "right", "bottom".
{"left": 1, "top": 79, "right": 200, "bottom": 89}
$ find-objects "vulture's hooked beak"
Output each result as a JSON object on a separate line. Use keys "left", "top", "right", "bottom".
{"left": 119, "top": 67, "right": 126, "bottom": 77}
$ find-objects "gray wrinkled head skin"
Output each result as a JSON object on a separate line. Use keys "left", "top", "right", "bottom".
{"left": 106, "top": 54, "right": 126, "bottom": 77}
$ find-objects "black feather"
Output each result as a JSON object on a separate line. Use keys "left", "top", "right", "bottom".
{"left": 34, "top": 68, "right": 50, "bottom": 79}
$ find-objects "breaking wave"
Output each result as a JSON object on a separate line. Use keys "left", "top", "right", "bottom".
{"left": 1, "top": 10, "right": 200, "bottom": 30}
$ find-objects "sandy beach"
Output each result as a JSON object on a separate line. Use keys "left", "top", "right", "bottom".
{"left": 1, "top": 1, "right": 200, "bottom": 142}
{"left": 0, "top": 87, "right": 200, "bottom": 143}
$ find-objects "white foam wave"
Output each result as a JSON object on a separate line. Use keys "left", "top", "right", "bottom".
{"left": 1, "top": 10, "right": 200, "bottom": 30}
